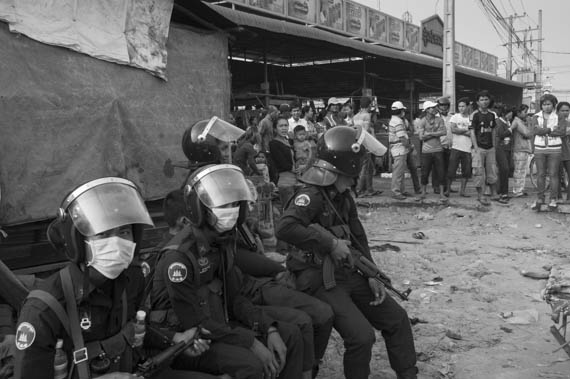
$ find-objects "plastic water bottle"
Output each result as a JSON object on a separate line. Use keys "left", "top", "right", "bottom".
{"left": 53, "top": 339, "right": 68, "bottom": 379}
{"left": 133, "top": 310, "right": 146, "bottom": 348}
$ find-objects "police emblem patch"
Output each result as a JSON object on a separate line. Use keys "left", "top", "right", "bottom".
{"left": 294, "top": 194, "right": 310, "bottom": 207}
{"left": 141, "top": 261, "right": 151, "bottom": 278}
{"left": 197, "top": 257, "right": 210, "bottom": 274}
{"left": 15, "top": 322, "right": 36, "bottom": 350}
{"left": 168, "top": 262, "right": 187, "bottom": 283}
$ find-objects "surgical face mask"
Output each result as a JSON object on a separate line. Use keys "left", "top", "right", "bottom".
{"left": 85, "top": 236, "right": 136, "bottom": 279}
{"left": 208, "top": 206, "right": 240, "bottom": 233}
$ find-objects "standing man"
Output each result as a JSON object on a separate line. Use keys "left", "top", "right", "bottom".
{"left": 259, "top": 106, "right": 279, "bottom": 183}
{"left": 276, "top": 125, "right": 418, "bottom": 379}
{"left": 354, "top": 96, "right": 381, "bottom": 197}
{"left": 469, "top": 90, "right": 498, "bottom": 206}
{"left": 417, "top": 101, "right": 448, "bottom": 202}
{"left": 323, "top": 98, "right": 347, "bottom": 130}
{"left": 388, "top": 101, "right": 411, "bottom": 200}
{"left": 447, "top": 97, "right": 473, "bottom": 197}
{"left": 435, "top": 97, "right": 453, "bottom": 195}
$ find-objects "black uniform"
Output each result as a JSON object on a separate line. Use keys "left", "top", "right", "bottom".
{"left": 14, "top": 263, "right": 215, "bottom": 379}
{"left": 276, "top": 184, "right": 417, "bottom": 379}
{"left": 150, "top": 227, "right": 305, "bottom": 379}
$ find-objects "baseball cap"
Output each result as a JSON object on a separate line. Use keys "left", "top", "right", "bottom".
{"left": 422, "top": 101, "right": 438, "bottom": 111}
{"left": 391, "top": 101, "right": 406, "bottom": 110}
{"left": 437, "top": 96, "right": 451, "bottom": 105}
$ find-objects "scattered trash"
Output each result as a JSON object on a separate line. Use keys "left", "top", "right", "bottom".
{"left": 499, "top": 326, "right": 513, "bottom": 333}
{"left": 499, "top": 309, "right": 539, "bottom": 324}
{"left": 370, "top": 243, "right": 401, "bottom": 252}
{"left": 520, "top": 269, "right": 550, "bottom": 280}
{"left": 416, "top": 212, "right": 434, "bottom": 220}
{"left": 424, "top": 281, "right": 443, "bottom": 286}
{"left": 412, "top": 231, "right": 427, "bottom": 239}
{"left": 403, "top": 280, "right": 411, "bottom": 285}
{"left": 535, "top": 224, "right": 543, "bottom": 228}
{"left": 432, "top": 276, "right": 444, "bottom": 282}
{"left": 445, "top": 330, "right": 462, "bottom": 340}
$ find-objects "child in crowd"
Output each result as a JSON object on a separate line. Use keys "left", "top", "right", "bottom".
{"left": 293, "top": 124, "right": 313, "bottom": 175}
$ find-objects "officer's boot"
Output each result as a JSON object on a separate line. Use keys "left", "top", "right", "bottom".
{"left": 396, "top": 366, "right": 418, "bottom": 379}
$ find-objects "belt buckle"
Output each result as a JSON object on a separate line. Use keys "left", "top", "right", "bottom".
{"left": 73, "top": 347, "right": 88, "bottom": 364}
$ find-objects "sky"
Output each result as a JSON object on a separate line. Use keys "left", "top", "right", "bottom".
{"left": 355, "top": 0, "right": 570, "bottom": 93}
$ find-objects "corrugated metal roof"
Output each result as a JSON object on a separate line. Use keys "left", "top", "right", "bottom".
{"left": 208, "top": 3, "right": 523, "bottom": 88}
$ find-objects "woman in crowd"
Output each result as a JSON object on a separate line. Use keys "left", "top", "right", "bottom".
{"left": 494, "top": 104, "right": 515, "bottom": 203}
{"left": 269, "top": 116, "right": 298, "bottom": 208}
{"left": 234, "top": 126, "right": 262, "bottom": 176}
{"left": 529, "top": 94, "right": 565, "bottom": 210}
{"left": 558, "top": 101, "right": 570, "bottom": 201}
{"left": 511, "top": 104, "right": 533, "bottom": 198}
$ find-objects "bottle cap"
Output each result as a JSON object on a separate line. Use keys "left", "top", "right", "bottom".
{"left": 56, "top": 339, "right": 64, "bottom": 349}
{"left": 136, "top": 310, "right": 146, "bottom": 321}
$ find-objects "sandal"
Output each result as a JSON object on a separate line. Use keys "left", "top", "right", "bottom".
{"left": 459, "top": 192, "right": 471, "bottom": 198}
{"left": 412, "top": 232, "right": 427, "bottom": 240}
{"left": 478, "top": 197, "right": 491, "bottom": 206}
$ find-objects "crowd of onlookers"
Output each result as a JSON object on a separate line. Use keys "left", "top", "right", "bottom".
{"left": 230, "top": 91, "right": 570, "bottom": 211}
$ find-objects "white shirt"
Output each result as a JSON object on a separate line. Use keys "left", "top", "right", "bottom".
{"left": 449, "top": 113, "right": 472, "bottom": 153}
{"left": 288, "top": 117, "right": 308, "bottom": 134}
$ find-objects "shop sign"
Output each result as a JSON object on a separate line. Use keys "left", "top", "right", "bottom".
{"left": 287, "top": 0, "right": 317, "bottom": 23}
{"left": 345, "top": 1, "right": 365, "bottom": 36}
{"left": 366, "top": 9, "right": 387, "bottom": 43}
{"left": 387, "top": 16, "right": 404, "bottom": 48}
{"left": 420, "top": 14, "right": 443, "bottom": 58}
{"left": 404, "top": 23, "right": 420, "bottom": 52}
{"left": 317, "top": 0, "right": 343, "bottom": 31}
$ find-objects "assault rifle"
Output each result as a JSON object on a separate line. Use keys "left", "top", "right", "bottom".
{"left": 135, "top": 329, "right": 201, "bottom": 378}
{"left": 350, "top": 251, "right": 411, "bottom": 301}
{"left": 307, "top": 224, "right": 411, "bottom": 301}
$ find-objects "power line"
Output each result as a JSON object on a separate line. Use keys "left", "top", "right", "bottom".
{"left": 543, "top": 50, "right": 570, "bottom": 55}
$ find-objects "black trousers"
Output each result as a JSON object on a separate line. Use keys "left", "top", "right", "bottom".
{"left": 257, "top": 282, "right": 334, "bottom": 366}
{"left": 432, "top": 148, "right": 450, "bottom": 190}
{"left": 310, "top": 271, "right": 417, "bottom": 379}
{"left": 496, "top": 147, "right": 512, "bottom": 195}
{"left": 173, "top": 341, "right": 264, "bottom": 379}
{"left": 421, "top": 152, "right": 444, "bottom": 187}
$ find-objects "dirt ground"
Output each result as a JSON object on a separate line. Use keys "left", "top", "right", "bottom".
{"left": 315, "top": 177, "right": 570, "bottom": 379}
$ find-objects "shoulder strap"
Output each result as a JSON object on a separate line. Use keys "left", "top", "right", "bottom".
{"left": 27, "top": 290, "right": 71, "bottom": 338}
{"left": 60, "top": 267, "right": 90, "bottom": 379}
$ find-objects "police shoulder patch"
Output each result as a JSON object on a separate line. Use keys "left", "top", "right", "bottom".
{"left": 168, "top": 262, "right": 187, "bottom": 283}
{"left": 15, "top": 322, "right": 36, "bottom": 350}
{"left": 294, "top": 194, "right": 311, "bottom": 207}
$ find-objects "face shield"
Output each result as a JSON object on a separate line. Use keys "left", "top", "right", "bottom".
{"left": 62, "top": 178, "right": 154, "bottom": 237}
{"left": 351, "top": 126, "right": 387, "bottom": 156}
{"left": 192, "top": 116, "right": 245, "bottom": 143}
{"left": 188, "top": 164, "right": 254, "bottom": 208}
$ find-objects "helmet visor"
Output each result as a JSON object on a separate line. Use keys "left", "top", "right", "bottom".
{"left": 194, "top": 116, "right": 245, "bottom": 143}
{"left": 192, "top": 165, "right": 254, "bottom": 208}
{"left": 67, "top": 182, "right": 153, "bottom": 237}
{"left": 361, "top": 129, "right": 387, "bottom": 156}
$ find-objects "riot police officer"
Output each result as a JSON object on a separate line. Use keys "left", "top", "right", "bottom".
{"left": 276, "top": 126, "right": 418, "bottom": 379}
{"left": 151, "top": 163, "right": 312, "bottom": 379}
{"left": 14, "top": 177, "right": 212, "bottom": 379}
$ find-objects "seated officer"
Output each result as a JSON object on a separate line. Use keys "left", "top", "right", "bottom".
{"left": 151, "top": 164, "right": 311, "bottom": 379}
{"left": 276, "top": 126, "right": 419, "bottom": 379}
{"left": 14, "top": 177, "right": 212, "bottom": 379}
{"left": 181, "top": 118, "right": 335, "bottom": 375}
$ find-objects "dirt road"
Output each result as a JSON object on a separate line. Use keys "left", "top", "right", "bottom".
{"left": 316, "top": 187, "right": 570, "bottom": 379}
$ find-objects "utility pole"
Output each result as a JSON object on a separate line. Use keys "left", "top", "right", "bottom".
{"left": 442, "top": 0, "right": 455, "bottom": 111}
{"left": 536, "top": 9, "right": 543, "bottom": 103}
{"left": 499, "top": 13, "right": 525, "bottom": 80}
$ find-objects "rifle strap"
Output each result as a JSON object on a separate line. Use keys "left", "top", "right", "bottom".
{"left": 60, "top": 267, "right": 90, "bottom": 379}
{"left": 27, "top": 290, "right": 71, "bottom": 338}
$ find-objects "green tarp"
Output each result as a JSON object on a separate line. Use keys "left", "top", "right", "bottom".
{"left": 0, "top": 22, "right": 230, "bottom": 225}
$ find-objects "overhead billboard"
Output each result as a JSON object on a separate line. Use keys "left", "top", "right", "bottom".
{"left": 387, "top": 16, "right": 404, "bottom": 48}
{"left": 248, "top": 0, "right": 285, "bottom": 14}
{"left": 420, "top": 14, "right": 443, "bottom": 58}
{"left": 366, "top": 9, "right": 388, "bottom": 43}
{"left": 288, "top": 0, "right": 317, "bottom": 23}
{"left": 454, "top": 42, "right": 462, "bottom": 65}
{"left": 404, "top": 23, "right": 420, "bottom": 52}
{"left": 317, "top": 0, "right": 343, "bottom": 31}
{"left": 345, "top": 0, "right": 366, "bottom": 36}
{"left": 472, "top": 49, "right": 481, "bottom": 70}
